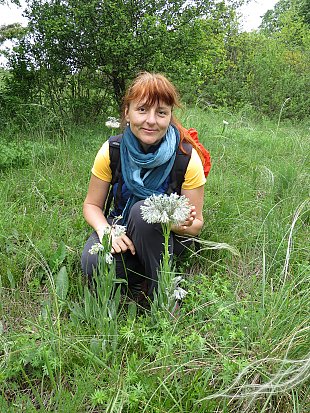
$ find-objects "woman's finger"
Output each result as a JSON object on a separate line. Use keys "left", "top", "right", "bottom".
{"left": 111, "top": 235, "right": 135, "bottom": 255}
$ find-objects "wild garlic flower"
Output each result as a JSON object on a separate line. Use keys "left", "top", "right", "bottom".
{"left": 172, "top": 276, "right": 184, "bottom": 285}
{"left": 89, "top": 243, "right": 104, "bottom": 255}
{"left": 173, "top": 286, "right": 188, "bottom": 300}
{"left": 223, "top": 120, "right": 229, "bottom": 125}
{"left": 105, "top": 253, "right": 113, "bottom": 265}
{"left": 140, "top": 194, "right": 191, "bottom": 226}
{"left": 105, "top": 117, "right": 120, "bottom": 129}
{"left": 112, "top": 224, "right": 126, "bottom": 237}
{"left": 102, "top": 226, "right": 111, "bottom": 236}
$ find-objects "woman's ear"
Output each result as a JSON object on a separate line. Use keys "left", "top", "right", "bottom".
{"left": 124, "top": 106, "right": 129, "bottom": 123}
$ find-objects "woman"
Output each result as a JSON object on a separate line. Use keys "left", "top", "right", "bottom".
{"left": 81, "top": 72, "right": 207, "bottom": 299}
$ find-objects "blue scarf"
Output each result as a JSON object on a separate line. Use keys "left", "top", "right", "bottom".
{"left": 120, "top": 124, "right": 180, "bottom": 224}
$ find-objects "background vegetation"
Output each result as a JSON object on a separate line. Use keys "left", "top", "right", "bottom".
{"left": 0, "top": 0, "right": 309, "bottom": 411}
{"left": 0, "top": 0, "right": 310, "bottom": 126}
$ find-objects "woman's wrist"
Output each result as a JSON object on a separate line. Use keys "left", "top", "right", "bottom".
{"left": 96, "top": 224, "right": 111, "bottom": 242}
{"left": 171, "top": 219, "right": 203, "bottom": 237}
{"left": 171, "top": 224, "right": 186, "bottom": 235}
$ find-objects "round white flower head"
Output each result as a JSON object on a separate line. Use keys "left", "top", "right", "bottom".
{"left": 223, "top": 120, "right": 229, "bottom": 125}
{"left": 105, "top": 117, "right": 120, "bottom": 129}
{"left": 89, "top": 243, "right": 104, "bottom": 255}
{"left": 112, "top": 225, "right": 126, "bottom": 237}
{"left": 173, "top": 286, "right": 188, "bottom": 300}
{"left": 140, "top": 194, "right": 191, "bottom": 226}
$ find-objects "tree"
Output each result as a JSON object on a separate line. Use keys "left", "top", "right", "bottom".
{"left": 0, "top": 23, "right": 27, "bottom": 45}
{"left": 6, "top": 0, "right": 243, "bottom": 120}
{"left": 23, "top": 0, "right": 220, "bottom": 101}
{"left": 299, "top": 0, "right": 310, "bottom": 26}
{"left": 260, "top": 0, "right": 310, "bottom": 33}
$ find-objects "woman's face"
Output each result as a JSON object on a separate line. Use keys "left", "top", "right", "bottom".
{"left": 125, "top": 99, "right": 172, "bottom": 151}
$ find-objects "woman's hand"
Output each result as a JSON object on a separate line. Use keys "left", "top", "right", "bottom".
{"left": 171, "top": 205, "right": 196, "bottom": 234}
{"left": 111, "top": 230, "right": 136, "bottom": 255}
{"left": 171, "top": 186, "right": 204, "bottom": 236}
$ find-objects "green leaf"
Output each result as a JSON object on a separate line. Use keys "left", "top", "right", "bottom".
{"left": 7, "top": 269, "right": 15, "bottom": 289}
{"left": 84, "top": 285, "right": 92, "bottom": 320}
{"left": 55, "top": 266, "right": 68, "bottom": 301}
{"left": 128, "top": 302, "right": 137, "bottom": 320}
{"left": 51, "top": 241, "right": 67, "bottom": 271}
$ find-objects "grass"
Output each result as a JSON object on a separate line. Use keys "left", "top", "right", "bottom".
{"left": 0, "top": 107, "right": 309, "bottom": 412}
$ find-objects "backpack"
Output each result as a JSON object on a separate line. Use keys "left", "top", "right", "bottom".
{"left": 187, "top": 128, "right": 211, "bottom": 178}
{"left": 104, "top": 130, "right": 210, "bottom": 215}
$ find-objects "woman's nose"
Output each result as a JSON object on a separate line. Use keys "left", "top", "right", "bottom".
{"left": 146, "top": 110, "right": 156, "bottom": 124}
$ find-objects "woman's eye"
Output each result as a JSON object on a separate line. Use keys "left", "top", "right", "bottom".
{"left": 158, "top": 111, "right": 167, "bottom": 116}
{"left": 137, "top": 107, "right": 146, "bottom": 112}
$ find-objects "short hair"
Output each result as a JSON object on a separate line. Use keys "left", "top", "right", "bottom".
{"left": 122, "top": 72, "right": 180, "bottom": 114}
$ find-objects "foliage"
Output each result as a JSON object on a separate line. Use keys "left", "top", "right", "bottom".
{"left": 195, "top": 0, "right": 310, "bottom": 119}
{"left": 1, "top": 0, "right": 310, "bottom": 124}
{"left": 3, "top": 0, "right": 236, "bottom": 119}
{"left": 0, "top": 138, "right": 57, "bottom": 170}
{"left": 260, "top": 0, "right": 310, "bottom": 33}
{"left": 0, "top": 23, "right": 27, "bottom": 45}
{"left": 2, "top": 0, "right": 252, "bottom": 122}
{"left": 218, "top": 30, "right": 309, "bottom": 118}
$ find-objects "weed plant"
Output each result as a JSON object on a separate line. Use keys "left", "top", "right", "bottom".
{"left": 0, "top": 107, "right": 309, "bottom": 411}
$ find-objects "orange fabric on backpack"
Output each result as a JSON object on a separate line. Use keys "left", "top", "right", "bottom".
{"left": 187, "top": 128, "right": 211, "bottom": 178}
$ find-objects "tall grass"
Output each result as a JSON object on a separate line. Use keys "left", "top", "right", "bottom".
{"left": 0, "top": 108, "right": 309, "bottom": 411}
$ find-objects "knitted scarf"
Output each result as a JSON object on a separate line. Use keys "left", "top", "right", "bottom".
{"left": 120, "top": 124, "right": 180, "bottom": 224}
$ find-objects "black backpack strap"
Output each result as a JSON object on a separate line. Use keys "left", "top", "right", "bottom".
{"left": 167, "top": 142, "right": 192, "bottom": 195}
{"left": 104, "top": 134, "right": 123, "bottom": 215}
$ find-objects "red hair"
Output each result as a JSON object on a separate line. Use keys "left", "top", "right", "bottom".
{"left": 122, "top": 72, "right": 205, "bottom": 164}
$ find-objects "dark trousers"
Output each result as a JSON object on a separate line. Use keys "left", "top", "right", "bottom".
{"left": 81, "top": 200, "right": 190, "bottom": 297}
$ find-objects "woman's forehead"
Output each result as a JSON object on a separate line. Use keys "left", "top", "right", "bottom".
{"left": 131, "top": 98, "right": 172, "bottom": 109}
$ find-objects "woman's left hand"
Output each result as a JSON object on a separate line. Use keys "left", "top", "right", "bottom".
{"left": 180, "top": 206, "right": 196, "bottom": 230}
{"left": 171, "top": 186, "right": 204, "bottom": 236}
{"left": 171, "top": 206, "right": 196, "bottom": 233}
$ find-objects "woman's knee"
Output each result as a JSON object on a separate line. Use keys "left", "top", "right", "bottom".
{"left": 81, "top": 232, "right": 100, "bottom": 278}
{"left": 128, "top": 200, "right": 144, "bottom": 223}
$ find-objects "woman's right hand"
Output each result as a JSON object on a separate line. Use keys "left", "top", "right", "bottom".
{"left": 111, "top": 230, "right": 136, "bottom": 255}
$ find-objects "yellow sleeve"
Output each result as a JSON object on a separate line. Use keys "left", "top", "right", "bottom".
{"left": 182, "top": 148, "right": 206, "bottom": 190}
{"left": 91, "top": 140, "right": 112, "bottom": 182}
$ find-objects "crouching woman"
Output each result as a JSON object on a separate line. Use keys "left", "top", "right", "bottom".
{"left": 81, "top": 72, "right": 208, "bottom": 299}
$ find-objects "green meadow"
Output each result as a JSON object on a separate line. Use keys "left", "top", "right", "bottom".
{"left": 0, "top": 107, "right": 309, "bottom": 412}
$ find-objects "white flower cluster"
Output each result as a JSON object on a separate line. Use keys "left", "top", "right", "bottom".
{"left": 105, "top": 252, "right": 113, "bottom": 264}
{"left": 89, "top": 243, "right": 113, "bottom": 265}
{"left": 172, "top": 276, "right": 188, "bottom": 300}
{"left": 89, "top": 243, "right": 104, "bottom": 255}
{"left": 112, "top": 224, "right": 126, "bottom": 237}
{"left": 105, "top": 117, "right": 120, "bottom": 129}
{"left": 173, "top": 286, "right": 188, "bottom": 300}
{"left": 140, "top": 193, "right": 191, "bottom": 226}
